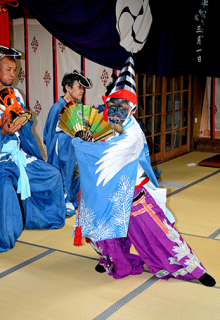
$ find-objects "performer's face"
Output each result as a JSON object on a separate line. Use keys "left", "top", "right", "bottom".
{"left": 107, "top": 98, "right": 132, "bottom": 133}
{"left": 66, "top": 80, "right": 85, "bottom": 102}
{"left": 107, "top": 98, "right": 131, "bottom": 124}
{"left": 0, "top": 57, "right": 17, "bottom": 91}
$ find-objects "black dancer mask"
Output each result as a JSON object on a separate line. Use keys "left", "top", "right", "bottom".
{"left": 107, "top": 98, "right": 131, "bottom": 125}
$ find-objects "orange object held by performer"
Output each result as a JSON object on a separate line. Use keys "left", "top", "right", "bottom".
{"left": 0, "top": 87, "right": 31, "bottom": 127}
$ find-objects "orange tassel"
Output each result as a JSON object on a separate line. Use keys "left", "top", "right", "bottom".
{"left": 74, "top": 226, "right": 83, "bottom": 246}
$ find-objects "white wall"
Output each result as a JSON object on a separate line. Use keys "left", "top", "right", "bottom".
{"left": 10, "top": 18, "right": 114, "bottom": 159}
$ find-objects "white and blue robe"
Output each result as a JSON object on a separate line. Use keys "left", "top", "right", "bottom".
{"left": 71, "top": 116, "right": 174, "bottom": 241}
{"left": 44, "top": 96, "right": 80, "bottom": 217}
{"left": 0, "top": 87, "right": 66, "bottom": 253}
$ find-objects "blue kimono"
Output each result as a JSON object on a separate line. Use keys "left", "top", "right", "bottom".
{"left": 71, "top": 117, "right": 175, "bottom": 242}
{"left": 43, "top": 96, "right": 80, "bottom": 217}
{"left": 0, "top": 88, "right": 66, "bottom": 253}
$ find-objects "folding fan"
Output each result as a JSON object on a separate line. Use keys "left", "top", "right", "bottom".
{"left": 58, "top": 103, "right": 113, "bottom": 141}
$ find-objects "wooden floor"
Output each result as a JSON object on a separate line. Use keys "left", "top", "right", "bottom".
{"left": 1, "top": 151, "right": 220, "bottom": 320}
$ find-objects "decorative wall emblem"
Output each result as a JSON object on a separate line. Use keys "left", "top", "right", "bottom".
{"left": 43, "top": 70, "right": 51, "bottom": 86}
{"left": 116, "top": 0, "right": 152, "bottom": 53}
{"left": 31, "top": 36, "right": 39, "bottom": 52}
{"left": 58, "top": 42, "right": 66, "bottom": 53}
{"left": 100, "top": 69, "right": 109, "bottom": 87}
{"left": 34, "top": 100, "right": 42, "bottom": 116}
{"left": 18, "top": 68, "right": 25, "bottom": 83}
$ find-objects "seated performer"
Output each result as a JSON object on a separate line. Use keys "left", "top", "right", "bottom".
{"left": 0, "top": 46, "right": 66, "bottom": 253}
{"left": 71, "top": 55, "right": 216, "bottom": 287}
{"left": 44, "top": 71, "right": 92, "bottom": 217}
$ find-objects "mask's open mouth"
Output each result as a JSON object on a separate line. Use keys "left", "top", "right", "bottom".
{"left": 108, "top": 116, "right": 123, "bottom": 124}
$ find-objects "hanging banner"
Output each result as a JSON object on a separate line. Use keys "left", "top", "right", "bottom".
{"left": 84, "top": 59, "right": 114, "bottom": 107}
{"left": 27, "top": 19, "right": 54, "bottom": 159}
{"left": 56, "top": 39, "right": 81, "bottom": 99}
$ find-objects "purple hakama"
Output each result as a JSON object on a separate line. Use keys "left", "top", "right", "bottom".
{"left": 91, "top": 185, "right": 206, "bottom": 281}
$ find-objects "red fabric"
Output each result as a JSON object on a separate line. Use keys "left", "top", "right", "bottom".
{"left": 53, "top": 37, "right": 58, "bottom": 103}
{"left": 102, "top": 89, "right": 137, "bottom": 107}
{"left": 135, "top": 176, "right": 149, "bottom": 189}
{"left": 0, "top": 11, "right": 10, "bottom": 47}
{"left": 103, "top": 105, "right": 108, "bottom": 121}
{"left": 82, "top": 56, "right": 85, "bottom": 105}
{"left": 24, "top": 18, "right": 30, "bottom": 110}
{"left": 211, "top": 77, "right": 215, "bottom": 140}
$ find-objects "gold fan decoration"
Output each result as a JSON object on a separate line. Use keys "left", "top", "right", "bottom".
{"left": 58, "top": 103, "right": 113, "bottom": 141}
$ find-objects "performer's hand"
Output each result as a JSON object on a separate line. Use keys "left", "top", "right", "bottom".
{"left": 81, "top": 131, "right": 94, "bottom": 141}
{"left": 1, "top": 117, "right": 22, "bottom": 135}
{"left": 75, "top": 130, "right": 94, "bottom": 141}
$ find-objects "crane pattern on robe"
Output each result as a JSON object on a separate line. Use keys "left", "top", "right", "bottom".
{"left": 72, "top": 117, "right": 174, "bottom": 242}
{"left": 95, "top": 119, "right": 144, "bottom": 187}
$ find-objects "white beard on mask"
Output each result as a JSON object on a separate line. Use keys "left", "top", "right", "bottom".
{"left": 109, "top": 122, "right": 124, "bottom": 134}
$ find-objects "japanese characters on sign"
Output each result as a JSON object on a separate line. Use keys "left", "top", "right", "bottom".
{"left": 194, "top": 0, "right": 209, "bottom": 63}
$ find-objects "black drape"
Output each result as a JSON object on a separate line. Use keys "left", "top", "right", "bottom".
{"left": 19, "top": 0, "right": 219, "bottom": 77}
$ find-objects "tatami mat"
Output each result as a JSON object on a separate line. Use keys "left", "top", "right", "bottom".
{"left": 18, "top": 215, "right": 98, "bottom": 259}
{"left": 1, "top": 151, "right": 220, "bottom": 320}
{"left": 155, "top": 152, "right": 219, "bottom": 194}
{"left": 0, "top": 242, "right": 48, "bottom": 273}
{"left": 167, "top": 174, "right": 220, "bottom": 237}
{"left": 1, "top": 251, "right": 153, "bottom": 320}
{"left": 107, "top": 279, "right": 220, "bottom": 320}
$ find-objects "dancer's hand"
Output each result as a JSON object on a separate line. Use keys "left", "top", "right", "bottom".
{"left": 1, "top": 117, "right": 22, "bottom": 135}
